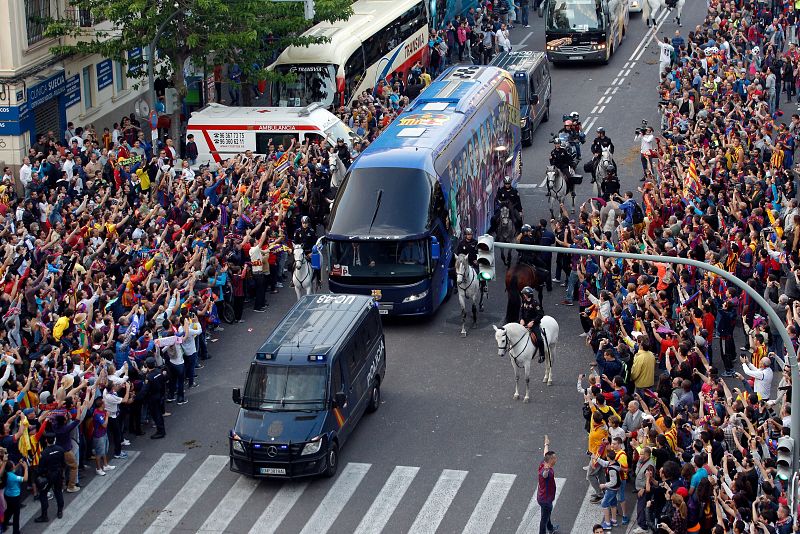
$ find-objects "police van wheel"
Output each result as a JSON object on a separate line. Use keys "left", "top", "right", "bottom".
{"left": 366, "top": 382, "right": 381, "bottom": 413}
{"left": 323, "top": 444, "right": 339, "bottom": 478}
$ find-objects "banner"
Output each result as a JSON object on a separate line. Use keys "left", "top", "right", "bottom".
{"left": 97, "top": 59, "right": 113, "bottom": 91}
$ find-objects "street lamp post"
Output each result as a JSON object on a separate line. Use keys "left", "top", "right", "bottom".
{"left": 491, "top": 241, "right": 800, "bottom": 472}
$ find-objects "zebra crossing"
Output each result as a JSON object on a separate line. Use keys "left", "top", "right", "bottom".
{"left": 22, "top": 451, "right": 574, "bottom": 534}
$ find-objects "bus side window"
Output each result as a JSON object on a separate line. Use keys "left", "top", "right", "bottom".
{"left": 345, "top": 51, "right": 365, "bottom": 104}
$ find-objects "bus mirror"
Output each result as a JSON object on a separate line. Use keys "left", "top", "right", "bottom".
{"left": 232, "top": 388, "right": 241, "bottom": 405}
{"left": 531, "top": 95, "right": 539, "bottom": 106}
{"left": 334, "top": 392, "right": 347, "bottom": 407}
{"left": 430, "top": 237, "right": 440, "bottom": 261}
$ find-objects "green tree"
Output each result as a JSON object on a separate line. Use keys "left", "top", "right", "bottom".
{"left": 45, "top": 0, "right": 352, "bottom": 140}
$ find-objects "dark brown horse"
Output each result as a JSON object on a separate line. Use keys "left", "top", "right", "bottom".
{"left": 505, "top": 263, "right": 546, "bottom": 323}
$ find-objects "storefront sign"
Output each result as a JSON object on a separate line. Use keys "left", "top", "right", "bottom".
{"left": 128, "top": 48, "right": 143, "bottom": 75}
{"left": 27, "top": 72, "right": 66, "bottom": 109}
{"left": 97, "top": 59, "right": 113, "bottom": 91}
{"left": 0, "top": 122, "right": 23, "bottom": 136}
{"left": 65, "top": 75, "right": 81, "bottom": 108}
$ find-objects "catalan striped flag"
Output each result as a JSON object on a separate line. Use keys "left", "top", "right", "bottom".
{"left": 687, "top": 158, "right": 701, "bottom": 192}
{"left": 274, "top": 151, "right": 291, "bottom": 173}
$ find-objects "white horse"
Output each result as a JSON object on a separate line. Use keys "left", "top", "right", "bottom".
{"left": 493, "top": 318, "right": 560, "bottom": 401}
{"left": 545, "top": 165, "right": 574, "bottom": 217}
{"left": 292, "top": 244, "right": 314, "bottom": 300}
{"left": 593, "top": 146, "right": 616, "bottom": 197}
{"left": 672, "top": 0, "right": 685, "bottom": 26}
{"left": 456, "top": 254, "right": 482, "bottom": 337}
{"left": 643, "top": 0, "right": 662, "bottom": 28}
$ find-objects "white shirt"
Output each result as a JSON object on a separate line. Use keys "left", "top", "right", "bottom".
{"left": 658, "top": 42, "right": 674, "bottom": 65}
{"left": 249, "top": 246, "right": 264, "bottom": 273}
{"left": 63, "top": 158, "right": 75, "bottom": 181}
{"left": 179, "top": 321, "right": 203, "bottom": 356}
{"left": 742, "top": 362, "right": 773, "bottom": 400}
{"left": 636, "top": 133, "right": 657, "bottom": 155}
{"left": 103, "top": 390, "right": 123, "bottom": 418}
{"left": 496, "top": 29, "right": 510, "bottom": 51}
{"left": 69, "top": 135, "right": 84, "bottom": 149}
{"left": 19, "top": 164, "right": 31, "bottom": 188}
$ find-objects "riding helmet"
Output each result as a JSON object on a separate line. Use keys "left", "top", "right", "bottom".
{"left": 570, "top": 111, "right": 579, "bottom": 120}
{"left": 597, "top": 127, "right": 605, "bottom": 133}
{"left": 564, "top": 119, "right": 573, "bottom": 127}
{"left": 521, "top": 286, "right": 535, "bottom": 297}
{"left": 521, "top": 224, "right": 533, "bottom": 233}
{"left": 465, "top": 227, "right": 473, "bottom": 235}
{"left": 301, "top": 215, "right": 310, "bottom": 224}
{"left": 504, "top": 176, "right": 512, "bottom": 185}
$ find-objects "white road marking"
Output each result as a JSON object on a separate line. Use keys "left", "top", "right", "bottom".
{"left": 612, "top": 77, "right": 619, "bottom": 85}
{"left": 612, "top": 86, "right": 619, "bottom": 94}
{"left": 591, "top": 106, "right": 599, "bottom": 114}
{"left": 408, "top": 469, "right": 468, "bottom": 534}
{"left": 515, "top": 32, "right": 534, "bottom": 48}
{"left": 617, "top": 69, "right": 626, "bottom": 77}
{"left": 39, "top": 451, "right": 142, "bottom": 534}
{"left": 570, "top": 486, "right": 605, "bottom": 534}
{"left": 604, "top": 87, "right": 612, "bottom": 95}
{"left": 597, "top": 106, "right": 606, "bottom": 114}
{"left": 462, "top": 473, "right": 517, "bottom": 534}
{"left": 584, "top": 117, "right": 597, "bottom": 131}
{"left": 354, "top": 465, "right": 420, "bottom": 534}
{"left": 198, "top": 475, "right": 261, "bottom": 533}
{"left": 299, "top": 462, "right": 372, "bottom": 534}
{"left": 539, "top": 174, "right": 550, "bottom": 187}
{"left": 623, "top": 61, "right": 631, "bottom": 68}
{"left": 597, "top": 96, "right": 607, "bottom": 105}
{"left": 93, "top": 452, "right": 184, "bottom": 533}
{"left": 628, "top": 9, "right": 670, "bottom": 60}
{"left": 514, "top": 477, "right": 566, "bottom": 534}
{"left": 144, "top": 454, "right": 228, "bottom": 534}
{"left": 249, "top": 481, "right": 309, "bottom": 534}
{"left": 624, "top": 69, "right": 632, "bottom": 76}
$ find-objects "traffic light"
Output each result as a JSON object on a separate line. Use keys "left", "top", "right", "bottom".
{"left": 776, "top": 436, "right": 795, "bottom": 481}
{"left": 477, "top": 234, "right": 495, "bottom": 281}
{"left": 304, "top": 0, "right": 315, "bottom": 19}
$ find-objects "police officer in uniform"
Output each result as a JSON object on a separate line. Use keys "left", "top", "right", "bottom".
{"left": 139, "top": 357, "right": 167, "bottom": 439}
{"left": 294, "top": 215, "right": 320, "bottom": 288}
{"left": 590, "top": 127, "right": 615, "bottom": 156}
{"left": 34, "top": 432, "right": 65, "bottom": 523}
{"left": 519, "top": 286, "right": 546, "bottom": 361}
{"left": 495, "top": 176, "right": 523, "bottom": 223}
{"left": 456, "top": 228, "right": 486, "bottom": 293}
{"left": 517, "top": 224, "right": 537, "bottom": 266}
{"left": 550, "top": 140, "right": 580, "bottom": 202}
{"left": 600, "top": 161, "right": 620, "bottom": 201}
{"left": 538, "top": 219, "right": 555, "bottom": 291}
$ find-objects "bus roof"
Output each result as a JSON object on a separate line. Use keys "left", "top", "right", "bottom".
{"left": 188, "top": 103, "right": 338, "bottom": 127}
{"left": 273, "top": 0, "right": 423, "bottom": 65}
{"left": 255, "top": 294, "right": 375, "bottom": 361}
{"left": 491, "top": 51, "right": 547, "bottom": 73}
{"left": 358, "top": 66, "right": 512, "bottom": 164}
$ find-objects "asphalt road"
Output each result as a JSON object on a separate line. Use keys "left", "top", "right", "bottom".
{"left": 24, "top": 5, "right": 704, "bottom": 534}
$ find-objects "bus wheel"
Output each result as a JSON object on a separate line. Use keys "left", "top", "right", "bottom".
{"left": 323, "top": 443, "right": 339, "bottom": 478}
{"left": 367, "top": 382, "right": 381, "bottom": 413}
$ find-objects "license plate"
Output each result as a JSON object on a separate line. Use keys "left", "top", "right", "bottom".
{"left": 260, "top": 467, "right": 286, "bottom": 475}
{"left": 379, "top": 309, "right": 388, "bottom": 315}
{"left": 569, "top": 56, "right": 583, "bottom": 60}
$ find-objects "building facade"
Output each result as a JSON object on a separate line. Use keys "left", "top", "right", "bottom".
{"left": 0, "top": 0, "right": 148, "bottom": 168}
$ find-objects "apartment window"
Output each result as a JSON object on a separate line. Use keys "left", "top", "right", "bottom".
{"left": 82, "top": 66, "right": 94, "bottom": 110}
{"left": 25, "top": 0, "right": 51, "bottom": 45}
{"left": 114, "top": 61, "right": 127, "bottom": 92}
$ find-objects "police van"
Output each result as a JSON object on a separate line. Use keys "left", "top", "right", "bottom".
{"left": 230, "top": 294, "right": 386, "bottom": 478}
{"left": 491, "top": 51, "right": 552, "bottom": 146}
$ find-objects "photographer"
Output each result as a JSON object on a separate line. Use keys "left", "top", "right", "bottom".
{"left": 634, "top": 122, "right": 658, "bottom": 182}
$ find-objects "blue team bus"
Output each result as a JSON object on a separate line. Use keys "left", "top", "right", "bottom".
{"left": 322, "top": 65, "right": 521, "bottom": 316}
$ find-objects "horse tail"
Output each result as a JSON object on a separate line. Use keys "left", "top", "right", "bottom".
{"left": 506, "top": 270, "right": 521, "bottom": 324}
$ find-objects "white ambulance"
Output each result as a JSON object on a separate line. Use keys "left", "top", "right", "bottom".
{"left": 186, "top": 103, "right": 357, "bottom": 168}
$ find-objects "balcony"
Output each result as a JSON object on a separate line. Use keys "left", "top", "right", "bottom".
{"left": 64, "top": 6, "right": 103, "bottom": 27}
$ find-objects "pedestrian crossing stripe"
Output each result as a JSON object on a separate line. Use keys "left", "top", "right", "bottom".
{"left": 21, "top": 452, "right": 567, "bottom": 534}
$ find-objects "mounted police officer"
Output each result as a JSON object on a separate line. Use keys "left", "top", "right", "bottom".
{"left": 519, "top": 286, "right": 546, "bottom": 361}
{"left": 294, "top": 215, "right": 320, "bottom": 288}
{"left": 590, "top": 127, "right": 615, "bottom": 157}
{"left": 139, "top": 357, "right": 167, "bottom": 439}
{"left": 559, "top": 113, "right": 586, "bottom": 160}
{"left": 456, "top": 228, "right": 486, "bottom": 294}
{"left": 550, "top": 139, "right": 580, "bottom": 186}
{"left": 495, "top": 176, "right": 523, "bottom": 223}
{"left": 517, "top": 224, "right": 537, "bottom": 266}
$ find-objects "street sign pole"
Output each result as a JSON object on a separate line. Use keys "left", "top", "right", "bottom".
{"left": 491, "top": 241, "right": 800, "bottom": 472}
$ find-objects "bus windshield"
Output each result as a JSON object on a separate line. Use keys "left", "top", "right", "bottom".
{"left": 270, "top": 64, "right": 337, "bottom": 107}
{"left": 546, "top": 0, "right": 604, "bottom": 31}
{"left": 328, "top": 239, "right": 430, "bottom": 280}
{"left": 242, "top": 364, "right": 327, "bottom": 411}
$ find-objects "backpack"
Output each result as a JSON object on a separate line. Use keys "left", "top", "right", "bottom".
{"left": 632, "top": 202, "right": 645, "bottom": 224}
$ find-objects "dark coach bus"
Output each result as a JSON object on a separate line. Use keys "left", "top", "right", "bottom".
{"left": 543, "top": 0, "right": 629, "bottom": 64}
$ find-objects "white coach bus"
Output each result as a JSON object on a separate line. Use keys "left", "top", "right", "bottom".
{"left": 267, "top": 0, "right": 429, "bottom": 109}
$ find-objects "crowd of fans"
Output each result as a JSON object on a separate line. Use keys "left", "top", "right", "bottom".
{"left": 560, "top": 0, "right": 800, "bottom": 532}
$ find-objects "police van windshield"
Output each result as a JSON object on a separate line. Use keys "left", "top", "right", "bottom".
{"left": 270, "top": 64, "right": 337, "bottom": 107}
{"left": 242, "top": 364, "right": 327, "bottom": 411}
{"left": 546, "top": 0, "right": 604, "bottom": 31}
